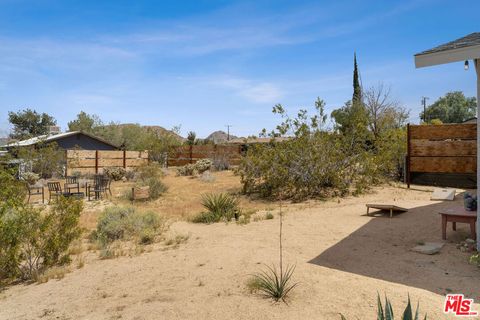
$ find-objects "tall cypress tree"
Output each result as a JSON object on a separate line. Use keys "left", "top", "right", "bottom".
{"left": 352, "top": 52, "right": 361, "bottom": 105}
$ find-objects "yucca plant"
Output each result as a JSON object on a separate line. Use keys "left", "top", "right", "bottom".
{"left": 250, "top": 264, "right": 297, "bottom": 303}
{"left": 249, "top": 203, "right": 297, "bottom": 303}
{"left": 340, "top": 294, "right": 427, "bottom": 319}
{"left": 192, "top": 193, "right": 240, "bottom": 223}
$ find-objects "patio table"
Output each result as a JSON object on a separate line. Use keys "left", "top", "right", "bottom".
{"left": 438, "top": 207, "right": 477, "bottom": 240}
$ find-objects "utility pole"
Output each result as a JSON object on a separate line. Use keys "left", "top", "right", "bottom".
{"left": 225, "top": 125, "right": 232, "bottom": 141}
{"left": 421, "top": 96, "right": 429, "bottom": 123}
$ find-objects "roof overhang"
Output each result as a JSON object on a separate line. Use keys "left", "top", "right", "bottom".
{"left": 415, "top": 44, "right": 480, "bottom": 68}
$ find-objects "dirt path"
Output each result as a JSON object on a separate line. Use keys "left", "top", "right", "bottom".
{"left": 1, "top": 185, "right": 479, "bottom": 319}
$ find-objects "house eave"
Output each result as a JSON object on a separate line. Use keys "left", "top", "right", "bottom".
{"left": 415, "top": 44, "right": 480, "bottom": 68}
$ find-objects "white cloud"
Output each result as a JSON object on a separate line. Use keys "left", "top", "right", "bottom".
{"left": 205, "top": 76, "right": 283, "bottom": 103}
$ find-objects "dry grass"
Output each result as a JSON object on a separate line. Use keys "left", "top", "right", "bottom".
{"left": 80, "top": 169, "right": 276, "bottom": 231}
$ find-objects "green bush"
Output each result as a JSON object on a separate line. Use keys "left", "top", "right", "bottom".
{"left": 195, "top": 159, "right": 212, "bottom": 174}
{"left": 192, "top": 193, "right": 240, "bottom": 223}
{"left": 470, "top": 253, "right": 480, "bottom": 267}
{"left": 103, "top": 167, "right": 126, "bottom": 181}
{"left": 340, "top": 294, "right": 427, "bottom": 319}
{"left": 14, "top": 142, "right": 65, "bottom": 178}
{"left": 0, "top": 196, "right": 82, "bottom": 281}
{"left": 95, "top": 206, "right": 168, "bottom": 247}
{"left": 177, "top": 159, "right": 213, "bottom": 176}
{"left": 176, "top": 163, "right": 196, "bottom": 176}
{"left": 134, "top": 162, "right": 163, "bottom": 181}
{"left": 237, "top": 100, "right": 381, "bottom": 200}
{"left": 140, "top": 177, "right": 168, "bottom": 200}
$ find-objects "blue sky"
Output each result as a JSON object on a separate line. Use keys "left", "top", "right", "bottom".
{"left": 0, "top": 0, "right": 478, "bottom": 138}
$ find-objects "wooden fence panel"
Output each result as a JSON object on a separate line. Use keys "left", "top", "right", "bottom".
{"left": 167, "top": 145, "right": 242, "bottom": 166}
{"left": 409, "top": 123, "right": 476, "bottom": 140}
{"left": 97, "top": 151, "right": 124, "bottom": 159}
{"left": 410, "top": 139, "right": 476, "bottom": 157}
{"left": 407, "top": 124, "right": 477, "bottom": 187}
{"left": 410, "top": 156, "right": 476, "bottom": 173}
{"left": 66, "top": 150, "right": 149, "bottom": 175}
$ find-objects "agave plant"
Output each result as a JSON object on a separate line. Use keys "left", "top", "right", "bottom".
{"left": 340, "top": 294, "right": 427, "bottom": 319}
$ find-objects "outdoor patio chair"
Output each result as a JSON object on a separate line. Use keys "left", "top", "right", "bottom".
{"left": 104, "top": 177, "right": 112, "bottom": 196}
{"left": 47, "top": 181, "right": 69, "bottom": 203}
{"left": 26, "top": 183, "right": 44, "bottom": 204}
{"left": 87, "top": 175, "right": 109, "bottom": 200}
{"left": 64, "top": 176, "right": 80, "bottom": 194}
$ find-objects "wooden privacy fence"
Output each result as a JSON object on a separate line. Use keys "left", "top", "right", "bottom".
{"left": 407, "top": 123, "right": 476, "bottom": 188}
{"left": 66, "top": 150, "right": 149, "bottom": 175}
{"left": 167, "top": 145, "right": 242, "bottom": 166}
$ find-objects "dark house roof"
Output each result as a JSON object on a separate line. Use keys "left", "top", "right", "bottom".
{"left": 415, "top": 32, "right": 480, "bottom": 56}
{"left": 4, "top": 131, "right": 119, "bottom": 150}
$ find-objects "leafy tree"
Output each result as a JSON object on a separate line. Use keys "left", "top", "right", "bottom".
{"left": 186, "top": 131, "right": 197, "bottom": 146}
{"left": 420, "top": 91, "right": 476, "bottom": 123}
{"left": 14, "top": 142, "right": 65, "bottom": 178}
{"left": 67, "top": 111, "right": 103, "bottom": 132}
{"left": 363, "top": 83, "right": 409, "bottom": 139}
{"left": 8, "top": 109, "right": 56, "bottom": 140}
{"left": 238, "top": 98, "right": 380, "bottom": 200}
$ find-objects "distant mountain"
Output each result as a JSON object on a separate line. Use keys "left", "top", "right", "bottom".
{"left": 205, "top": 131, "right": 238, "bottom": 144}
{"left": 101, "top": 123, "right": 185, "bottom": 142}
{"left": 142, "top": 125, "right": 186, "bottom": 142}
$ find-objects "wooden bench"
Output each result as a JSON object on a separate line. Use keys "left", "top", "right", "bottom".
{"left": 438, "top": 207, "right": 477, "bottom": 240}
{"left": 366, "top": 204, "right": 408, "bottom": 218}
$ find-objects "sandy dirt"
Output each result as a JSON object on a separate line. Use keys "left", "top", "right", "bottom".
{"left": 1, "top": 174, "right": 480, "bottom": 319}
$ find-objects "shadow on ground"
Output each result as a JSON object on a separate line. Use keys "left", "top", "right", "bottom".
{"left": 308, "top": 191, "right": 480, "bottom": 299}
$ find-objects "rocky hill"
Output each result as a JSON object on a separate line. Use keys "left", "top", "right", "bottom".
{"left": 205, "top": 131, "right": 238, "bottom": 144}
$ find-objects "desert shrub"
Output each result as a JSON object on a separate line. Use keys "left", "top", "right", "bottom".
{"left": 125, "top": 170, "right": 135, "bottom": 181}
{"left": 135, "top": 162, "right": 163, "bottom": 181}
{"left": 340, "top": 294, "right": 427, "bottom": 319}
{"left": 213, "top": 155, "right": 230, "bottom": 171}
{"left": 71, "top": 171, "right": 82, "bottom": 178}
{"left": 94, "top": 206, "right": 167, "bottom": 247}
{"left": 470, "top": 253, "right": 480, "bottom": 267}
{"left": 195, "top": 159, "right": 212, "bottom": 174}
{"left": 14, "top": 142, "right": 65, "bottom": 178}
{"left": 176, "top": 163, "right": 196, "bottom": 176}
{"left": 265, "top": 212, "right": 274, "bottom": 220}
{"left": 192, "top": 193, "right": 240, "bottom": 223}
{"left": 20, "top": 171, "right": 40, "bottom": 185}
{"left": 103, "top": 167, "right": 126, "bottom": 181}
{"left": 199, "top": 171, "right": 216, "bottom": 183}
{"left": 140, "top": 177, "right": 168, "bottom": 199}
{"left": 238, "top": 100, "right": 381, "bottom": 200}
{"left": 0, "top": 197, "right": 82, "bottom": 281}
{"left": 177, "top": 159, "right": 213, "bottom": 176}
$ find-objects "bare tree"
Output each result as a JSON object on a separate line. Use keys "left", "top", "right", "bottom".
{"left": 363, "top": 83, "right": 409, "bottom": 138}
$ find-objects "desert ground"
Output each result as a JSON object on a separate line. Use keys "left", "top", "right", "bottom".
{"left": 1, "top": 170, "right": 479, "bottom": 319}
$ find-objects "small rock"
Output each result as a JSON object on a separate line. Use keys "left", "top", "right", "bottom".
{"left": 412, "top": 242, "right": 444, "bottom": 255}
